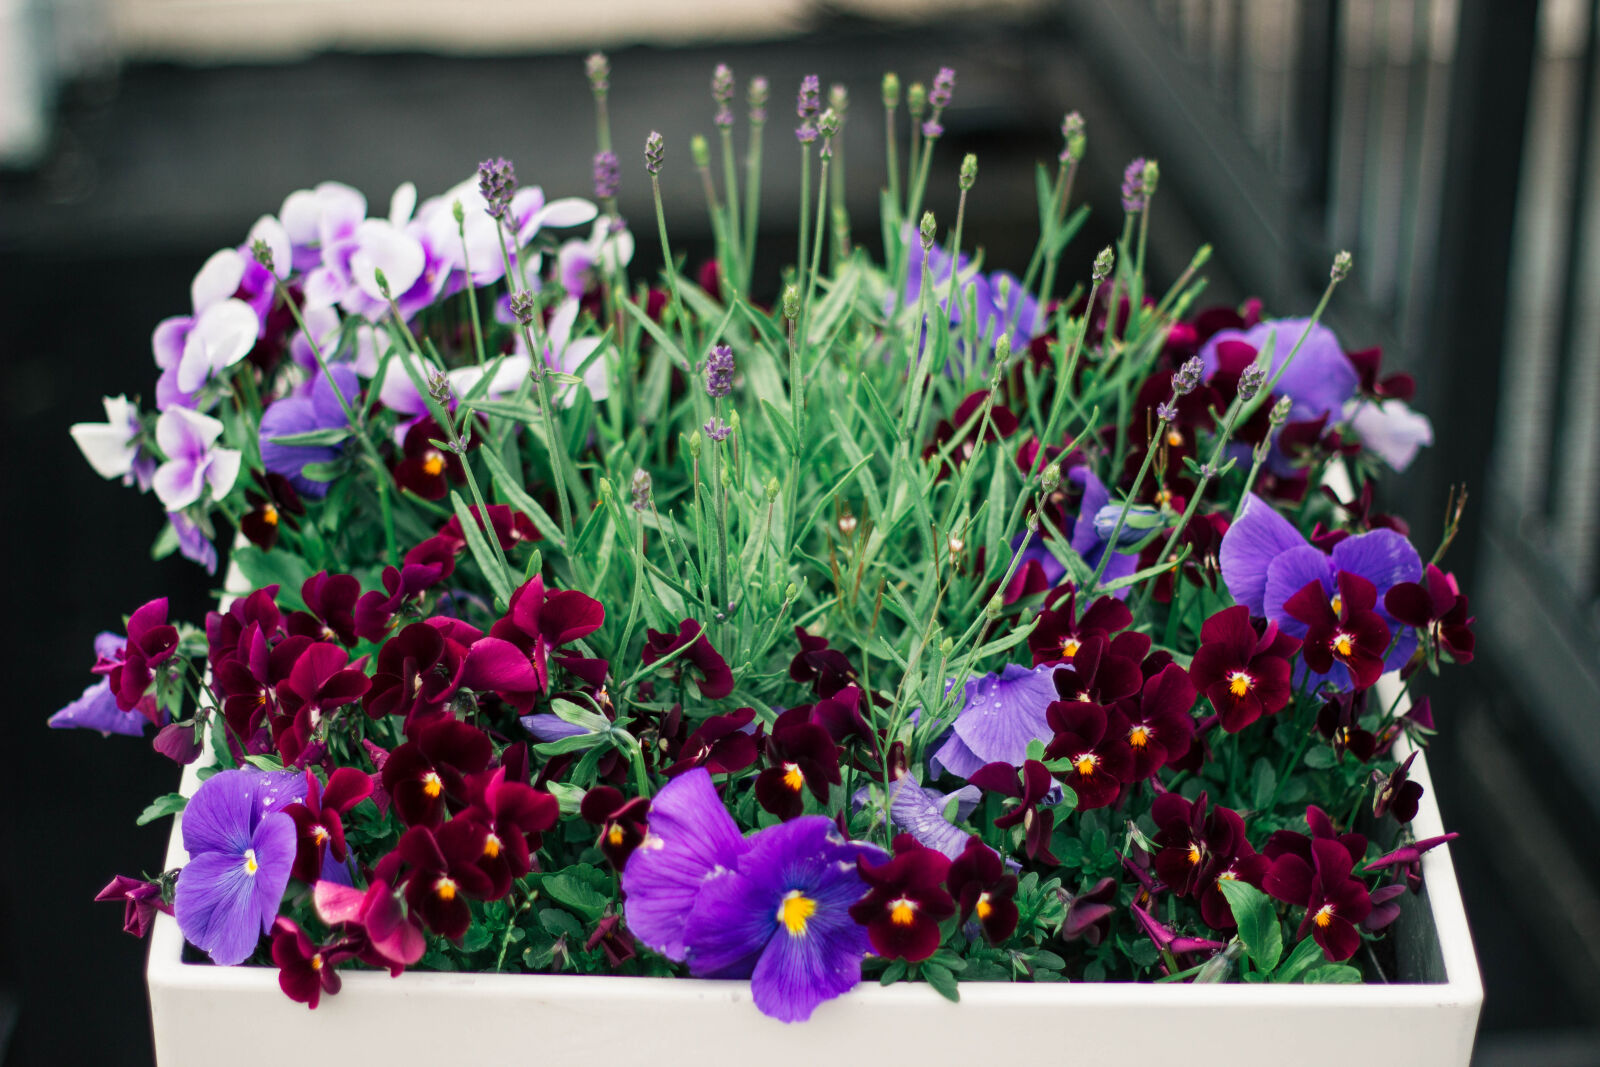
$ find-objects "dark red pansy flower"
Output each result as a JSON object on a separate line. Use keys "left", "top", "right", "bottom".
{"left": 945, "top": 835, "right": 1019, "bottom": 943}
{"left": 579, "top": 786, "right": 651, "bottom": 869}
{"left": 1061, "top": 876, "right": 1118, "bottom": 945}
{"left": 1371, "top": 752, "right": 1424, "bottom": 823}
{"left": 640, "top": 619, "right": 734, "bottom": 700}
{"left": 805, "top": 685, "right": 879, "bottom": 756}
{"left": 587, "top": 914, "right": 638, "bottom": 969}
{"left": 381, "top": 717, "right": 493, "bottom": 827}
{"left": 1264, "top": 838, "right": 1373, "bottom": 961}
{"left": 1384, "top": 564, "right": 1475, "bottom": 666}
{"left": 755, "top": 710, "right": 841, "bottom": 820}
{"left": 1129, "top": 901, "right": 1226, "bottom": 965}
{"left": 95, "top": 875, "right": 170, "bottom": 938}
{"left": 1111, "top": 662, "right": 1197, "bottom": 780}
{"left": 1365, "top": 833, "right": 1459, "bottom": 894}
{"left": 1362, "top": 883, "right": 1409, "bottom": 932}
{"left": 351, "top": 540, "right": 460, "bottom": 643}
{"left": 1188, "top": 605, "right": 1299, "bottom": 732}
{"left": 1283, "top": 571, "right": 1392, "bottom": 690}
{"left": 1346, "top": 345, "right": 1415, "bottom": 402}
{"left": 396, "top": 819, "right": 499, "bottom": 939}
{"left": 311, "top": 877, "right": 427, "bottom": 976}
{"left": 240, "top": 473, "right": 304, "bottom": 551}
{"left": 1150, "top": 791, "right": 1267, "bottom": 930}
{"left": 1263, "top": 804, "right": 1367, "bottom": 872}
{"left": 205, "top": 586, "right": 283, "bottom": 669}
{"left": 488, "top": 576, "right": 606, "bottom": 695}
{"left": 1315, "top": 691, "right": 1379, "bottom": 762}
{"left": 1027, "top": 589, "right": 1133, "bottom": 667}
{"left": 1049, "top": 631, "right": 1147, "bottom": 707}
{"left": 110, "top": 598, "right": 180, "bottom": 711}
{"left": 788, "top": 627, "right": 858, "bottom": 698}
{"left": 285, "top": 766, "right": 374, "bottom": 883}
{"left": 363, "top": 621, "right": 473, "bottom": 727}
{"left": 438, "top": 503, "right": 541, "bottom": 554}
{"left": 922, "top": 390, "right": 1019, "bottom": 479}
{"left": 969, "top": 759, "right": 1062, "bottom": 863}
{"left": 272, "top": 641, "right": 372, "bottom": 763}
{"left": 1135, "top": 511, "right": 1227, "bottom": 605}
{"left": 849, "top": 834, "right": 957, "bottom": 962}
{"left": 287, "top": 571, "right": 361, "bottom": 647}
{"left": 1043, "top": 702, "right": 1131, "bottom": 811}
{"left": 270, "top": 918, "right": 352, "bottom": 1009}
{"left": 463, "top": 767, "right": 559, "bottom": 898}
{"left": 665, "top": 707, "right": 759, "bottom": 777}
{"left": 393, "top": 417, "right": 466, "bottom": 501}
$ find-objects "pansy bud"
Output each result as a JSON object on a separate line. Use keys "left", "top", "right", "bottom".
{"left": 691, "top": 134, "right": 711, "bottom": 169}
{"left": 1172, "top": 355, "right": 1203, "bottom": 395}
{"left": 784, "top": 582, "right": 800, "bottom": 602}
{"left": 586, "top": 52, "right": 610, "bottom": 95}
{"left": 630, "top": 469, "right": 653, "bottom": 511}
{"left": 919, "top": 211, "right": 936, "bottom": 249}
{"left": 907, "top": 82, "right": 927, "bottom": 120}
{"left": 509, "top": 290, "right": 537, "bottom": 326}
{"left": 644, "top": 132, "right": 665, "bottom": 176}
{"left": 939, "top": 636, "right": 956, "bottom": 656}
{"left": 883, "top": 72, "right": 901, "bottom": 108}
{"left": 782, "top": 285, "right": 800, "bottom": 321}
{"left": 749, "top": 76, "right": 769, "bottom": 123}
{"left": 1061, "top": 110, "right": 1085, "bottom": 164}
{"left": 985, "top": 595, "right": 1003, "bottom": 619}
{"left": 1238, "top": 362, "right": 1267, "bottom": 401}
{"left": 592, "top": 150, "right": 620, "bottom": 200}
{"left": 1332, "top": 250, "right": 1353, "bottom": 282}
{"left": 1093, "top": 246, "right": 1114, "bottom": 282}
{"left": 959, "top": 153, "right": 978, "bottom": 191}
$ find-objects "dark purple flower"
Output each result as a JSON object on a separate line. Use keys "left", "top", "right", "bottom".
{"left": 1188, "top": 605, "right": 1299, "bottom": 732}
{"left": 270, "top": 917, "right": 351, "bottom": 1009}
{"left": 666, "top": 707, "right": 759, "bottom": 777}
{"left": 1264, "top": 838, "right": 1372, "bottom": 961}
{"left": 173, "top": 769, "right": 300, "bottom": 965}
{"left": 395, "top": 818, "right": 497, "bottom": 940}
{"left": 109, "top": 598, "right": 180, "bottom": 712}
{"left": 946, "top": 835, "right": 1018, "bottom": 943}
{"left": 1372, "top": 752, "right": 1424, "bottom": 823}
{"left": 259, "top": 366, "right": 358, "bottom": 499}
{"left": 1198, "top": 319, "right": 1358, "bottom": 424}
{"left": 311, "top": 877, "right": 426, "bottom": 975}
{"left": 284, "top": 767, "right": 374, "bottom": 884}
{"left": 580, "top": 786, "right": 652, "bottom": 869}
{"left": 96, "top": 874, "right": 170, "bottom": 937}
{"left": 1283, "top": 571, "right": 1392, "bottom": 690}
{"left": 50, "top": 633, "right": 154, "bottom": 737}
{"left": 1129, "top": 901, "right": 1225, "bottom": 961}
{"left": 1365, "top": 832, "right": 1459, "bottom": 894}
{"left": 850, "top": 835, "right": 956, "bottom": 962}
{"left": 640, "top": 619, "right": 733, "bottom": 700}
{"left": 1110, "top": 662, "right": 1197, "bottom": 780}
{"left": 1044, "top": 700, "right": 1131, "bottom": 811}
{"left": 1150, "top": 791, "right": 1269, "bottom": 931}
{"left": 969, "top": 759, "right": 1062, "bottom": 862}
{"left": 1028, "top": 588, "right": 1134, "bottom": 667}
{"left": 1384, "top": 564, "right": 1475, "bottom": 666}
{"left": 756, "top": 709, "right": 842, "bottom": 820}
{"left": 1061, "top": 876, "right": 1118, "bottom": 945}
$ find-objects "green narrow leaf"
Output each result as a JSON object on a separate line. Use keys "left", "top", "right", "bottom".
{"left": 879, "top": 958, "right": 908, "bottom": 985}
{"left": 921, "top": 961, "right": 960, "bottom": 1003}
{"left": 1217, "top": 878, "right": 1283, "bottom": 972}
{"left": 449, "top": 490, "right": 514, "bottom": 606}
{"left": 478, "top": 445, "right": 564, "bottom": 548}
{"left": 760, "top": 398, "right": 800, "bottom": 456}
{"left": 260, "top": 426, "right": 351, "bottom": 447}
{"left": 136, "top": 793, "right": 188, "bottom": 826}
{"left": 1273, "top": 937, "right": 1326, "bottom": 983}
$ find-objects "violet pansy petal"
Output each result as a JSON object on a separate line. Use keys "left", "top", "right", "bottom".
{"left": 1220, "top": 493, "right": 1309, "bottom": 615}
{"left": 887, "top": 775, "right": 975, "bottom": 860}
{"left": 928, "top": 729, "right": 985, "bottom": 781}
{"left": 950, "top": 663, "right": 1056, "bottom": 767}
{"left": 48, "top": 678, "right": 147, "bottom": 736}
{"left": 519, "top": 714, "right": 588, "bottom": 743}
{"left": 174, "top": 850, "right": 265, "bottom": 965}
{"left": 151, "top": 457, "right": 205, "bottom": 512}
{"left": 251, "top": 769, "right": 309, "bottom": 816}
{"left": 1263, "top": 545, "right": 1335, "bottom": 636}
{"left": 1349, "top": 399, "right": 1433, "bottom": 471}
{"left": 680, "top": 870, "right": 773, "bottom": 979}
{"left": 620, "top": 768, "right": 749, "bottom": 960}
{"left": 1330, "top": 530, "right": 1423, "bottom": 609}
{"left": 311, "top": 366, "right": 360, "bottom": 426}
{"left": 181, "top": 768, "right": 259, "bottom": 856}
{"left": 248, "top": 812, "right": 298, "bottom": 933}
{"left": 1069, "top": 467, "right": 1113, "bottom": 557}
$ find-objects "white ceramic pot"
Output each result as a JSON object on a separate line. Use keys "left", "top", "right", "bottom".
{"left": 146, "top": 728, "right": 1481, "bottom": 1067}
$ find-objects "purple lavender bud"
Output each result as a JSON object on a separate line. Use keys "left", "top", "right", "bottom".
{"left": 1060, "top": 111, "right": 1085, "bottom": 164}
{"left": 796, "top": 123, "right": 818, "bottom": 145}
{"left": 644, "top": 132, "right": 665, "bottom": 176}
{"left": 929, "top": 66, "right": 956, "bottom": 112}
{"left": 1197, "top": 462, "right": 1219, "bottom": 480}
{"left": 704, "top": 417, "right": 733, "bottom": 443}
{"left": 477, "top": 157, "right": 517, "bottom": 220}
{"left": 712, "top": 63, "right": 735, "bottom": 128}
{"left": 749, "top": 76, "right": 769, "bottom": 123}
{"left": 818, "top": 108, "right": 841, "bottom": 158}
{"left": 797, "top": 74, "right": 821, "bottom": 121}
{"left": 509, "top": 290, "right": 537, "bottom": 326}
{"left": 1121, "top": 157, "right": 1149, "bottom": 213}
{"left": 1238, "top": 361, "right": 1267, "bottom": 400}
{"left": 593, "top": 150, "right": 620, "bottom": 201}
{"left": 921, "top": 119, "right": 944, "bottom": 139}
{"left": 630, "top": 468, "right": 652, "bottom": 511}
{"left": 1173, "top": 356, "right": 1203, "bottom": 395}
{"left": 1156, "top": 401, "right": 1178, "bottom": 423}
{"left": 586, "top": 52, "right": 610, "bottom": 94}
{"left": 704, "top": 343, "right": 735, "bottom": 398}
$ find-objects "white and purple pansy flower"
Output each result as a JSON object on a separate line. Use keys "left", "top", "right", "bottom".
{"left": 70, "top": 395, "right": 155, "bottom": 491}
{"left": 259, "top": 365, "right": 360, "bottom": 499}
{"left": 151, "top": 406, "right": 241, "bottom": 512}
{"left": 1220, "top": 493, "right": 1422, "bottom": 687}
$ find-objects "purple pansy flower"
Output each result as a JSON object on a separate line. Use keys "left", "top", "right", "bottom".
{"left": 152, "top": 406, "right": 241, "bottom": 512}
{"left": 1069, "top": 466, "right": 1137, "bottom": 596}
{"left": 173, "top": 769, "right": 302, "bottom": 965}
{"left": 49, "top": 632, "right": 152, "bottom": 736}
{"left": 170, "top": 510, "right": 219, "bottom": 575}
{"left": 929, "top": 663, "right": 1059, "bottom": 779}
{"left": 885, "top": 773, "right": 983, "bottom": 859}
{"left": 1220, "top": 493, "right": 1421, "bottom": 685}
{"left": 1198, "top": 318, "right": 1358, "bottom": 423}
{"left": 259, "top": 366, "right": 359, "bottom": 498}
{"left": 900, "top": 238, "right": 1040, "bottom": 348}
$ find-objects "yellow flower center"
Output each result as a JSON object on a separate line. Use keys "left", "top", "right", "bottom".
{"left": 782, "top": 762, "right": 805, "bottom": 792}
{"left": 1218, "top": 870, "right": 1237, "bottom": 884}
{"left": 1153, "top": 487, "right": 1174, "bottom": 507}
{"left": 1166, "top": 429, "right": 1184, "bottom": 448}
{"left": 435, "top": 876, "right": 457, "bottom": 902}
{"left": 1228, "top": 671, "right": 1254, "bottom": 698}
{"left": 1330, "top": 593, "right": 1344, "bottom": 616}
{"left": 261, "top": 503, "right": 279, "bottom": 527}
{"left": 422, "top": 451, "right": 446, "bottom": 477}
{"left": 243, "top": 849, "right": 259, "bottom": 875}
{"left": 1332, "top": 632, "right": 1355, "bottom": 658}
{"left": 1128, "top": 725, "right": 1150, "bottom": 748}
{"left": 311, "top": 825, "right": 330, "bottom": 846}
{"left": 778, "top": 889, "right": 816, "bottom": 935}
{"left": 607, "top": 825, "right": 625, "bottom": 846}
{"left": 421, "top": 771, "right": 443, "bottom": 798}
{"left": 1313, "top": 904, "right": 1335, "bottom": 928}
{"left": 1074, "top": 753, "right": 1098, "bottom": 777}
{"left": 889, "top": 898, "right": 918, "bottom": 926}
{"left": 310, "top": 953, "right": 324, "bottom": 972}
{"left": 484, "top": 833, "right": 502, "bottom": 859}
{"left": 1186, "top": 845, "right": 1201, "bottom": 866}
{"left": 976, "top": 892, "right": 993, "bottom": 920}
{"left": 1061, "top": 636, "right": 1082, "bottom": 659}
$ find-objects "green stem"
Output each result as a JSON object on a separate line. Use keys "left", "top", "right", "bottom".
{"left": 943, "top": 183, "right": 970, "bottom": 329}
{"left": 456, "top": 211, "right": 487, "bottom": 366}
{"left": 885, "top": 102, "right": 901, "bottom": 217}
{"left": 802, "top": 154, "right": 831, "bottom": 346}
{"left": 719, "top": 126, "right": 744, "bottom": 296}
{"left": 1086, "top": 416, "right": 1168, "bottom": 595}
{"left": 651, "top": 175, "right": 694, "bottom": 360}
{"left": 743, "top": 117, "right": 766, "bottom": 293}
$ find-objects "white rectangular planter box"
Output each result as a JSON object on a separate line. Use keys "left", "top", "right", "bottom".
{"left": 146, "top": 727, "right": 1482, "bottom": 1066}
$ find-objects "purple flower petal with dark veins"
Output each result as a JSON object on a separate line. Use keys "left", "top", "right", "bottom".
{"left": 946, "top": 663, "right": 1059, "bottom": 771}
{"left": 1200, "top": 318, "right": 1358, "bottom": 421}
{"left": 174, "top": 769, "right": 299, "bottom": 965}
{"left": 49, "top": 678, "right": 148, "bottom": 736}
{"left": 1220, "top": 493, "right": 1308, "bottom": 617}
{"left": 260, "top": 366, "right": 359, "bottom": 499}
{"left": 519, "top": 714, "right": 589, "bottom": 743}
{"left": 887, "top": 775, "right": 976, "bottom": 859}
{"left": 620, "top": 768, "right": 748, "bottom": 961}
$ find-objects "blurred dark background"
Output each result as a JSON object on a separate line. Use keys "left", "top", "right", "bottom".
{"left": 3, "top": 1, "right": 1598, "bottom": 1064}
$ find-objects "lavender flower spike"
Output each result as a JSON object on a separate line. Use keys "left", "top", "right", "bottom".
{"left": 592, "top": 151, "right": 620, "bottom": 201}
{"left": 644, "top": 132, "right": 665, "bottom": 176}
{"left": 477, "top": 157, "right": 516, "bottom": 220}
{"left": 929, "top": 66, "right": 956, "bottom": 112}
{"left": 1122, "top": 157, "right": 1150, "bottom": 212}
{"left": 712, "top": 63, "right": 735, "bottom": 127}
{"left": 704, "top": 343, "right": 735, "bottom": 398}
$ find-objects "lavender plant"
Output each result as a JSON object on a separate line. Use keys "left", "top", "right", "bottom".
{"left": 59, "top": 56, "right": 1462, "bottom": 1021}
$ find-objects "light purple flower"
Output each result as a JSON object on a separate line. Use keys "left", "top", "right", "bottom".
{"left": 49, "top": 632, "right": 151, "bottom": 736}
{"left": 280, "top": 180, "right": 367, "bottom": 273}
{"left": 886, "top": 774, "right": 983, "bottom": 859}
{"left": 1199, "top": 318, "right": 1358, "bottom": 423}
{"left": 174, "top": 298, "right": 260, "bottom": 396}
{"left": 557, "top": 218, "right": 635, "bottom": 300}
{"left": 173, "top": 769, "right": 301, "bottom": 965}
{"left": 152, "top": 406, "right": 241, "bottom": 511}
{"left": 1347, "top": 398, "right": 1433, "bottom": 471}
{"left": 70, "top": 395, "right": 155, "bottom": 491}
{"left": 259, "top": 366, "right": 359, "bottom": 498}
{"left": 1070, "top": 466, "right": 1136, "bottom": 596}
{"left": 170, "top": 511, "right": 218, "bottom": 575}
{"left": 929, "top": 663, "right": 1059, "bottom": 779}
